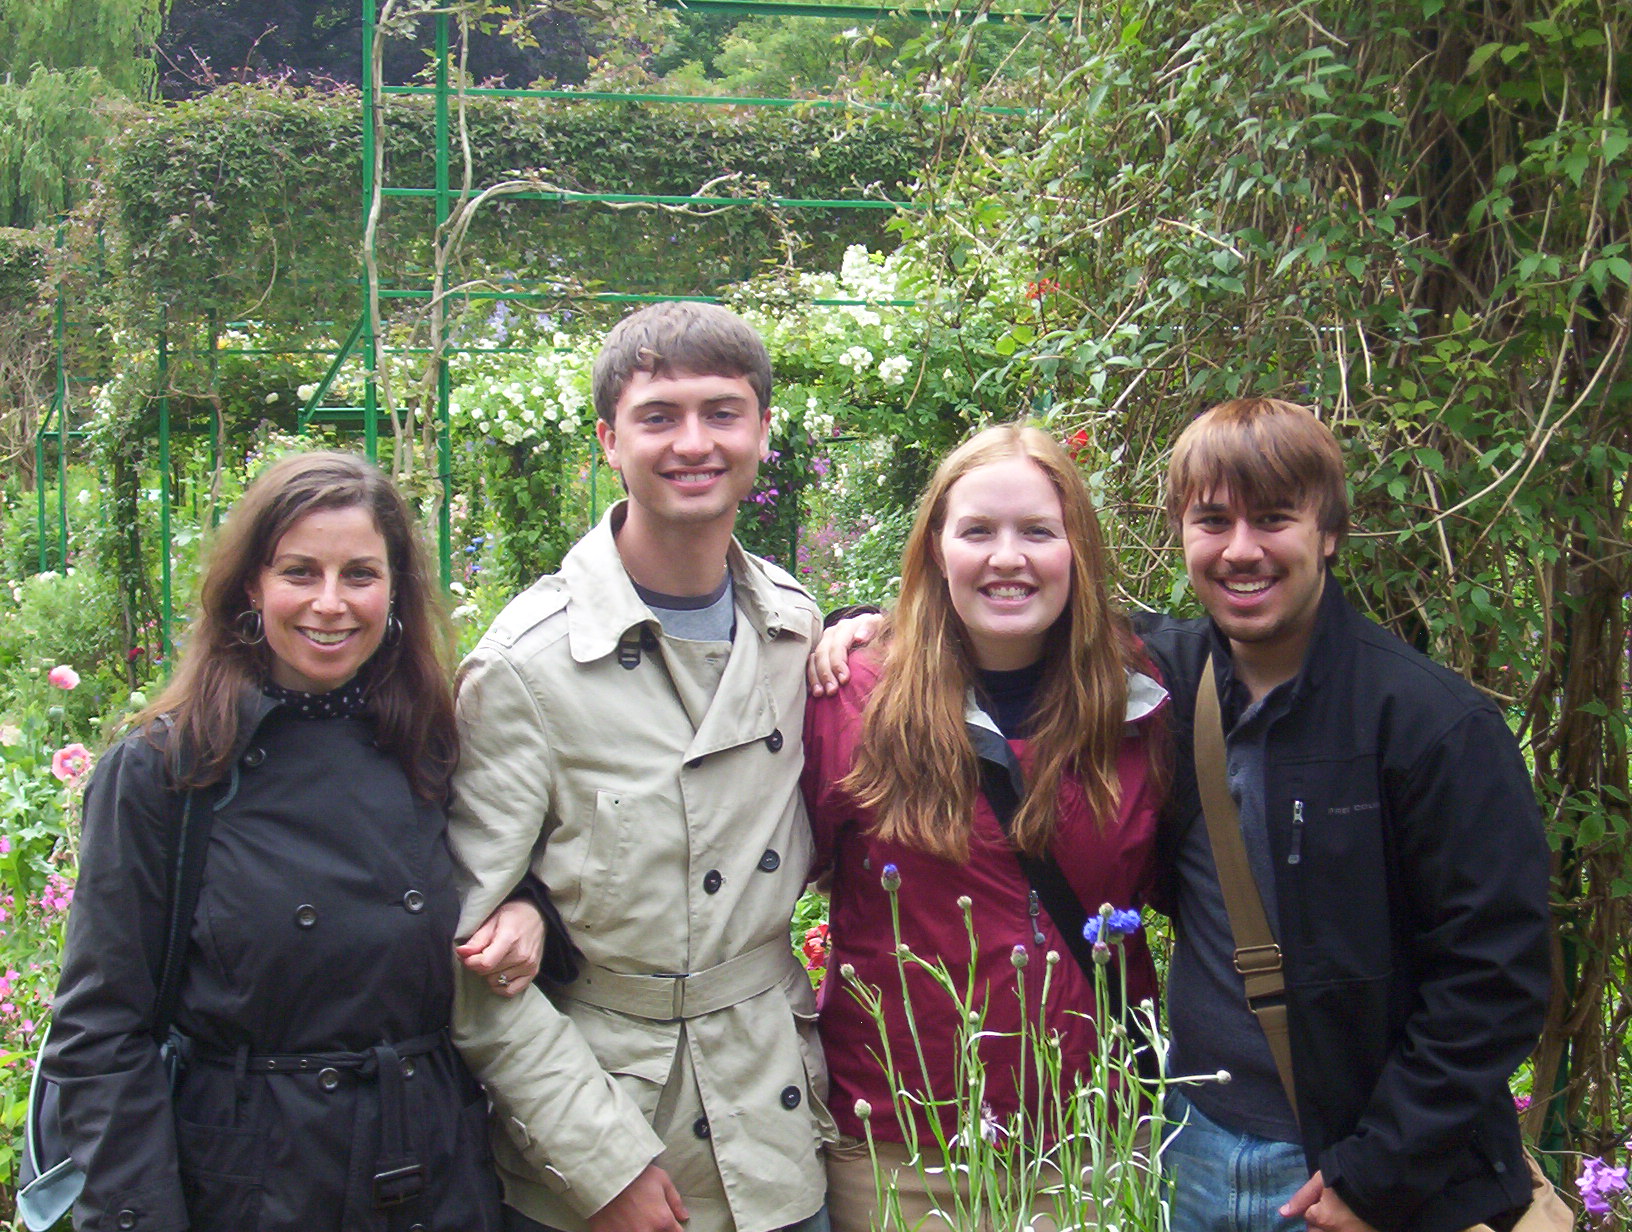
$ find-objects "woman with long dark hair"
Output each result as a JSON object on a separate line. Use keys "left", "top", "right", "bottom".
{"left": 802, "top": 425, "right": 1168, "bottom": 1232}
{"left": 46, "top": 451, "right": 535, "bottom": 1232}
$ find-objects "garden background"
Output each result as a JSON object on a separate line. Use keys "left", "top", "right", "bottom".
{"left": 0, "top": 0, "right": 1628, "bottom": 1222}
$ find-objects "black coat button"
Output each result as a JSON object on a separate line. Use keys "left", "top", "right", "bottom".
{"left": 401, "top": 1058, "right": 416, "bottom": 1078}
{"left": 703, "top": 870, "right": 723, "bottom": 894}
{"left": 758, "top": 850, "right": 781, "bottom": 872}
{"left": 692, "top": 1115, "right": 710, "bottom": 1139}
{"left": 117, "top": 1213, "right": 137, "bottom": 1231}
{"left": 295, "top": 904, "right": 318, "bottom": 928}
{"left": 242, "top": 746, "right": 265, "bottom": 768}
{"left": 319, "top": 1067, "right": 341, "bottom": 1091}
{"left": 780, "top": 1085, "right": 801, "bottom": 1109}
{"left": 765, "top": 728, "right": 784, "bottom": 752}
{"left": 403, "top": 889, "right": 425, "bottom": 914}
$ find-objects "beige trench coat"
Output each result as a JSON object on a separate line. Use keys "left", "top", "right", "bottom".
{"left": 449, "top": 505, "right": 832, "bottom": 1232}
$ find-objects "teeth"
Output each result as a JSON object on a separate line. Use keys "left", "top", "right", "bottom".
{"left": 302, "top": 629, "right": 352, "bottom": 645}
{"left": 669, "top": 471, "right": 718, "bottom": 482}
{"left": 1222, "top": 578, "right": 1273, "bottom": 594}
{"left": 984, "top": 585, "right": 1033, "bottom": 599}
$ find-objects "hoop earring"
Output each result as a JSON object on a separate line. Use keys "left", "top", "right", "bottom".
{"left": 382, "top": 605, "right": 403, "bottom": 647}
{"left": 235, "top": 608, "right": 265, "bottom": 646}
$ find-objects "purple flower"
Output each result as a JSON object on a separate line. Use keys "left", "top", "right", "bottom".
{"left": 1083, "top": 907, "right": 1143, "bottom": 944}
{"left": 1578, "top": 1156, "right": 1628, "bottom": 1217}
{"left": 880, "top": 864, "right": 901, "bottom": 892}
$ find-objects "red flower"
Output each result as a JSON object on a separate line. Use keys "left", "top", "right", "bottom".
{"left": 1025, "top": 277, "right": 1061, "bottom": 301}
{"left": 801, "top": 923, "right": 830, "bottom": 972}
{"left": 1067, "top": 428, "right": 1091, "bottom": 459}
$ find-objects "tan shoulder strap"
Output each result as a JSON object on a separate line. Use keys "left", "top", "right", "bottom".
{"left": 1195, "top": 656, "right": 1300, "bottom": 1122}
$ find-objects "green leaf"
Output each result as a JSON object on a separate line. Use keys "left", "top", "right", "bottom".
{"left": 1466, "top": 43, "right": 1505, "bottom": 75}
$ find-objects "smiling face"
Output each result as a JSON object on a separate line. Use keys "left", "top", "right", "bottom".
{"left": 246, "top": 504, "right": 391, "bottom": 693}
{"left": 595, "top": 368, "right": 771, "bottom": 540}
{"left": 934, "top": 456, "right": 1073, "bottom": 671}
{"left": 1181, "top": 487, "right": 1336, "bottom": 691}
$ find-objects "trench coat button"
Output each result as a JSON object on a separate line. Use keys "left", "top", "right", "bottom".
{"left": 318, "top": 1067, "right": 341, "bottom": 1091}
{"left": 686, "top": 756, "right": 704, "bottom": 769}
{"left": 410, "top": 1225, "right": 426, "bottom": 1232}
{"left": 780, "top": 1085, "right": 802, "bottom": 1109}
{"left": 117, "top": 1212, "right": 137, "bottom": 1230}
{"left": 242, "top": 746, "right": 265, "bottom": 768}
{"left": 758, "top": 850, "right": 781, "bottom": 872}
{"left": 765, "top": 728, "right": 784, "bottom": 752}
{"left": 402, "top": 889, "right": 425, "bottom": 914}
{"left": 295, "top": 904, "right": 318, "bottom": 928}
{"left": 703, "top": 870, "right": 723, "bottom": 894}
{"left": 692, "top": 1115, "right": 711, "bottom": 1139}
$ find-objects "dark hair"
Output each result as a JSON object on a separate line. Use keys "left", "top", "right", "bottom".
{"left": 1166, "top": 397, "right": 1349, "bottom": 552}
{"left": 591, "top": 301, "right": 772, "bottom": 425}
{"left": 139, "top": 451, "right": 457, "bottom": 799}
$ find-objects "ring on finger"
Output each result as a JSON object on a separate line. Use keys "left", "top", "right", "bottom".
{"left": 496, "top": 972, "right": 511, "bottom": 988}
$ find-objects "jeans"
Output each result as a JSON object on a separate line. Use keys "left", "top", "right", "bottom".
{"left": 502, "top": 1202, "right": 832, "bottom": 1232}
{"left": 1163, "top": 1090, "right": 1309, "bottom": 1232}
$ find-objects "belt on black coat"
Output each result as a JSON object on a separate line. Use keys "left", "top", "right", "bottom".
{"left": 191, "top": 1028, "right": 449, "bottom": 1214}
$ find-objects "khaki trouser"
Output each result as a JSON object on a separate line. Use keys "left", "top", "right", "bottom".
{"left": 826, "top": 1130, "right": 1155, "bottom": 1232}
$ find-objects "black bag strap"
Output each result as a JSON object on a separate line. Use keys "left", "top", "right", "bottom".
{"left": 151, "top": 784, "right": 208, "bottom": 1041}
{"left": 977, "top": 758, "right": 1100, "bottom": 979}
{"left": 1194, "top": 656, "right": 1299, "bottom": 1121}
{"left": 977, "top": 755, "right": 1156, "bottom": 1077}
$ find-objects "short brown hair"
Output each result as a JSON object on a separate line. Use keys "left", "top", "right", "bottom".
{"left": 591, "top": 301, "right": 773, "bottom": 425}
{"left": 1166, "top": 398, "right": 1349, "bottom": 550}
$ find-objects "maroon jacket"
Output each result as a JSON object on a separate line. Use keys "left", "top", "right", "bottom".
{"left": 801, "top": 655, "right": 1166, "bottom": 1144}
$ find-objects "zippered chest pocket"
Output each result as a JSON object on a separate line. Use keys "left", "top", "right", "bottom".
{"left": 1280, "top": 755, "right": 1394, "bottom": 981}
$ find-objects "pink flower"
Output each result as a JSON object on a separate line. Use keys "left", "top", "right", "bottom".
{"left": 51, "top": 742, "right": 92, "bottom": 783}
{"left": 47, "top": 665, "right": 80, "bottom": 690}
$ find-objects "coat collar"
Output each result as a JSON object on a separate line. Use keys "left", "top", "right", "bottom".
{"left": 560, "top": 501, "right": 807, "bottom": 665}
{"left": 964, "top": 669, "right": 1169, "bottom": 782}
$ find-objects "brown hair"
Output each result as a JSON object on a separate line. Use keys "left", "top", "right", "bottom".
{"left": 1166, "top": 397, "right": 1349, "bottom": 550}
{"left": 843, "top": 424, "right": 1149, "bottom": 861}
{"left": 139, "top": 451, "right": 457, "bottom": 799}
{"left": 591, "top": 301, "right": 773, "bottom": 425}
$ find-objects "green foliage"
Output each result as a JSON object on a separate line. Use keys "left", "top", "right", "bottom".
{"left": 0, "top": 0, "right": 167, "bottom": 97}
{"left": 0, "top": 70, "right": 128, "bottom": 228}
{"left": 99, "top": 82, "right": 930, "bottom": 329}
{"left": 880, "top": 0, "right": 1630, "bottom": 1155}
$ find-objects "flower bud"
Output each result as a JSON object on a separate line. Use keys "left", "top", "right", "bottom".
{"left": 839, "top": 963, "right": 857, "bottom": 980}
{"left": 1046, "top": 950, "right": 1060, "bottom": 966}
{"left": 881, "top": 864, "right": 901, "bottom": 892}
{"left": 1092, "top": 941, "right": 1112, "bottom": 965}
{"left": 1215, "top": 1069, "right": 1232, "bottom": 1085}
{"left": 956, "top": 895, "right": 972, "bottom": 911}
{"left": 854, "top": 1099, "right": 872, "bottom": 1121}
{"left": 1011, "top": 945, "right": 1029, "bottom": 969}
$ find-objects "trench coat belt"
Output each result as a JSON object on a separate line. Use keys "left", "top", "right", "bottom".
{"left": 561, "top": 937, "right": 798, "bottom": 1021}
{"left": 193, "top": 1028, "right": 448, "bottom": 1213}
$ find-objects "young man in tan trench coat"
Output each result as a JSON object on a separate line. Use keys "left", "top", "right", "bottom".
{"left": 448, "top": 303, "right": 833, "bottom": 1232}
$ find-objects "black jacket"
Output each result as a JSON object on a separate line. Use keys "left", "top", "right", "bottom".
{"left": 1135, "top": 575, "right": 1551, "bottom": 1232}
{"left": 45, "top": 691, "right": 503, "bottom": 1232}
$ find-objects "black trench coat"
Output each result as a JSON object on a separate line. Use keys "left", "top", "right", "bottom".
{"left": 45, "top": 691, "right": 503, "bottom": 1232}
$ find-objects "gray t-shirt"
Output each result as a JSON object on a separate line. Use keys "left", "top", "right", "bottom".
{"left": 632, "top": 574, "right": 735, "bottom": 644}
{"left": 1166, "top": 675, "right": 1303, "bottom": 1143}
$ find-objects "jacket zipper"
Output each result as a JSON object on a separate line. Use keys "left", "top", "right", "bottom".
{"left": 1288, "top": 799, "right": 1305, "bottom": 865}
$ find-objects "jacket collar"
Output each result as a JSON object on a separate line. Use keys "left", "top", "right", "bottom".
{"left": 1205, "top": 565, "right": 1354, "bottom": 708}
{"left": 231, "top": 686, "right": 282, "bottom": 764}
{"left": 964, "top": 669, "right": 1169, "bottom": 781}
{"left": 560, "top": 501, "right": 806, "bottom": 665}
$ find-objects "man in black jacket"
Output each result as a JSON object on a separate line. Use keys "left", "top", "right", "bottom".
{"left": 1135, "top": 398, "right": 1551, "bottom": 1232}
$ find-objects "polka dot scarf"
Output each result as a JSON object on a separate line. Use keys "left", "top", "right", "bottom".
{"left": 261, "top": 675, "right": 371, "bottom": 719}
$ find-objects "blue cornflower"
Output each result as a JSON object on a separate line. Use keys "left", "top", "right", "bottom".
{"left": 880, "top": 863, "right": 901, "bottom": 892}
{"left": 1083, "top": 907, "right": 1143, "bottom": 944}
